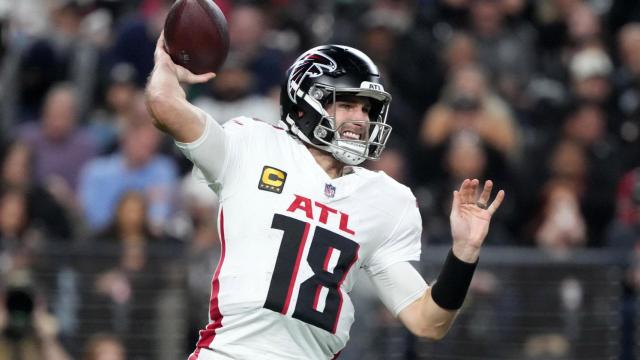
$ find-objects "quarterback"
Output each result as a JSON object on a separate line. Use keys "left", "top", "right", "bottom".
{"left": 146, "top": 33, "right": 505, "bottom": 360}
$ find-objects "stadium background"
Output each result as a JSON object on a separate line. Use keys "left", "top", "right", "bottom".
{"left": 0, "top": 0, "right": 638, "bottom": 359}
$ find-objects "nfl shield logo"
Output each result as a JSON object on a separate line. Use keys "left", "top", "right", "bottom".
{"left": 324, "top": 183, "right": 336, "bottom": 198}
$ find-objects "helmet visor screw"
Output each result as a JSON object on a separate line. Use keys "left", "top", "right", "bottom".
{"left": 312, "top": 88, "right": 324, "bottom": 100}
{"left": 314, "top": 127, "right": 328, "bottom": 138}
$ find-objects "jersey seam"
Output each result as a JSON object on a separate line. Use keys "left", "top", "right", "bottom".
{"left": 217, "top": 118, "right": 259, "bottom": 202}
{"left": 366, "top": 256, "right": 421, "bottom": 276}
{"left": 174, "top": 115, "right": 221, "bottom": 188}
{"left": 215, "top": 135, "right": 231, "bottom": 190}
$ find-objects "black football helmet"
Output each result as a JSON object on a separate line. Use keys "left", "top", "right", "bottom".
{"left": 280, "top": 45, "right": 392, "bottom": 165}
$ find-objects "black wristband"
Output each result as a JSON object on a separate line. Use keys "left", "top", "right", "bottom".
{"left": 431, "top": 249, "right": 478, "bottom": 310}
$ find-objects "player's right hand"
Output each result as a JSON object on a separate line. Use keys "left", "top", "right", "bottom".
{"left": 154, "top": 31, "right": 216, "bottom": 84}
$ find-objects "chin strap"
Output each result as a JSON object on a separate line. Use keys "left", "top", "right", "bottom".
{"left": 285, "top": 114, "right": 375, "bottom": 166}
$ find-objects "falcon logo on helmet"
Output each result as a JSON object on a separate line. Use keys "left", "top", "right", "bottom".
{"left": 280, "top": 45, "right": 393, "bottom": 166}
{"left": 287, "top": 52, "right": 337, "bottom": 104}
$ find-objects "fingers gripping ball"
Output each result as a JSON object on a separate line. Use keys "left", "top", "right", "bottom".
{"left": 164, "top": 0, "right": 230, "bottom": 74}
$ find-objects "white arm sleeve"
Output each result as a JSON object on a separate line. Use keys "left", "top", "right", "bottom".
{"left": 174, "top": 115, "right": 257, "bottom": 197}
{"left": 174, "top": 114, "right": 227, "bottom": 185}
{"left": 369, "top": 261, "right": 429, "bottom": 317}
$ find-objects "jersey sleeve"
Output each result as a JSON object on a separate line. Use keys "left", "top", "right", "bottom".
{"left": 368, "top": 261, "right": 428, "bottom": 316}
{"left": 365, "top": 195, "right": 423, "bottom": 275}
{"left": 174, "top": 115, "right": 253, "bottom": 194}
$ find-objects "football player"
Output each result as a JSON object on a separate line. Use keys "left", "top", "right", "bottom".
{"left": 146, "top": 33, "right": 505, "bottom": 360}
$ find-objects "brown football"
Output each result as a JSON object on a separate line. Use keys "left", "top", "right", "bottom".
{"left": 163, "top": 0, "right": 229, "bottom": 74}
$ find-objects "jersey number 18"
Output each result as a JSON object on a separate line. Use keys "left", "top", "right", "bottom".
{"left": 264, "top": 214, "right": 359, "bottom": 333}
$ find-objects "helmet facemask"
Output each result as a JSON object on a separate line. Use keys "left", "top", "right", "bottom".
{"left": 280, "top": 45, "right": 393, "bottom": 166}
{"left": 286, "top": 83, "right": 393, "bottom": 166}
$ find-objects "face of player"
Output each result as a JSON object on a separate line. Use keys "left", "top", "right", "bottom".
{"left": 324, "top": 95, "right": 372, "bottom": 142}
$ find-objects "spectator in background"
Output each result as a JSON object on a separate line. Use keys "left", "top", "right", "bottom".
{"left": 531, "top": 179, "right": 587, "bottom": 253}
{"left": 73, "top": 5, "right": 116, "bottom": 118}
{"left": 15, "top": 1, "right": 86, "bottom": 120}
{"left": 227, "top": 4, "right": 286, "bottom": 96}
{"left": 419, "top": 133, "right": 489, "bottom": 245}
{"left": 417, "top": 132, "right": 513, "bottom": 245}
{"left": 19, "top": 83, "right": 96, "bottom": 211}
{"left": 521, "top": 101, "right": 620, "bottom": 246}
{"left": 82, "top": 333, "right": 126, "bottom": 360}
{"left": 0, "top": 189, "right": 41, "bottom": 263}
{"left": 357, "top": 6, "right": 423, "bottom": 145}
{"left": 193, "top": 62, "right": 279, "bottom": 125}
{"left": 607, "top": 168, "right": 640, "bottom": 249}
{"left": 565, "top": 2, "right": 602, "bottom": 49}
{"left": 568, "top": 46, "right": 613, "bottom": 106}
{"left": 358, "top": 0, "right": 415, "bottom": 74}
{"left": 15, "top": 0, "right": 111, "bottom": 121}
{"left": 614, "top": 23, "right": 640, "bottom": 169}
{"left": 468, "top": 0, "right": 536, "bottom": 104}
{"left": 381, "top": 2, "right": 444, "bottom": 119}
{"left": 563, "top": 102, "right": 611, "bottom": 149}
{"left": 0, "top": 0, "right": 44, "bottom": 132}
{"left": 88, "top": 63, "right": 140, "bottom": 155}
{"left": 419, "top": 0, "right": 470, "bottom": 36}
{"left": 562, "top": 102, "right": 621, "bottom": 245}
{"left": 0, "top": 272, "right": 71, "bottom": 360}
{"left": 417, "top": 64, "right": 520, "bottom": 185}
{"left": 109, "top": 0, "right": 171, "bottom": 86}
{"left": 606, "top": 168, "right": 640, "bottom": 360}
{"left": 532, "top": 0, "right": 602, "bottom": 80}
{"left": 78, "top": 94, "right": 177, "bottom": 233}
{"left": 547, "top": 139, "right": 588, "bottom": 191}
{"left": 442, "top": 32, "right": 477, "bottom": 73}
{"left": 0, "top": 141, "right": 73, "bottom": 239}
{"left": 82, "top": 191, "right": 179, "bottom": 360}
{"left": 359, "top": 8, "right": 406, "bottom": 72}
{"left": 420, "top": 64, "right": 520, "bottom": 157}
{"left": 0, "top": 185, "right": 76, "bottom": 344}
{"left": 500, "top": 0, "right": 531, "bottom": 23}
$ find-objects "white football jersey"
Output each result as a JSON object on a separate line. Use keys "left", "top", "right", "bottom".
{"left": 177, "top": 116, "right": 422, "bottom": 360}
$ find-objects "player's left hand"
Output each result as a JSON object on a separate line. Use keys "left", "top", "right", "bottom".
{"left": 449, "top": 179, "right": 505, "bottom": 263}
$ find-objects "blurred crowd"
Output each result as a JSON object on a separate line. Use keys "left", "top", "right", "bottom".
{"left": 0, "top": 0, "right": 639, "bottom": 359}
